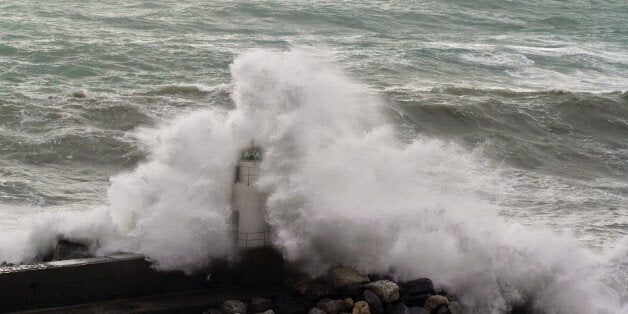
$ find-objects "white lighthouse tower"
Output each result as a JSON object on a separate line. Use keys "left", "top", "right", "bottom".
{"left": 232, "top": 147, "right": 270, "bottom": 249}
{"left": 231, "top": 146, "right": 283, "bottom": 288}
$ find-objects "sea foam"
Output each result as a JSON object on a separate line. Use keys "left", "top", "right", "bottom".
{"left": 2, "top": 49, "right": 626, "bottom": 313}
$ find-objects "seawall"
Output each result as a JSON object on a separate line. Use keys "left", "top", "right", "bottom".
{"left": 0, "top": 254, "right": 210, "bottom": 312}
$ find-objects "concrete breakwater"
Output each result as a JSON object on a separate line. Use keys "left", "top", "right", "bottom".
{"left": 0, "top": 253, "right": 212, "bottom": 312}
{"left": 0, "top": 245, "right": 286, "bottom": 313}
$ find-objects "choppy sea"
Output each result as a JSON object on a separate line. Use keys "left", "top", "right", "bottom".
{"left": 1, "top": 1, "right": 626, "bottom": 313}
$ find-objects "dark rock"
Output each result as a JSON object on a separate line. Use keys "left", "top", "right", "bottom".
{"left": 221, "top": 300, "right": 247, "bottom": 314}
{"left": 423, "top": 295, "right": 448, "bottom": 312}
{"left": 274, "top": 295, "right": 308, "bottom": 314}
{"left": 397, "top": 292, "right": 410, "bottom": 305}
{"left": 364, "top": 280, "right": 400, "bottom": 303}
{"left": 316, "top": 298, "right": 353, "bottom": 314}
{"left": 510, "top": 301, "right": 535, "bottom": 314}
{"left": 316, "top": 299, "right": 335, "bottom": 311}
{"left": 276, "top": 294, "right": 292, "bottom": 302}
{"left": 316, "top": 299, "right": 345, "bottom": 314}
{"left": 294, "top": 280, "right": 334, "bottom": 300}
{"left": 309, "top": 308, "right": 325, "bottom": 314}
{"left": 368, "top": 273, "right": 396, "bottom": 281}
{"left": 292, "top": 295, "right": 314, "bottom": 310}
{"left": 344, "top": 298, "right": 355, "bottom": 311}
{"left": 407, "top": 307, "right": 429, "bottom": 314}
{"left": 329, "top": 267, "right": 370, "bottom": 289}
{"left": 52, "top": 239, "right": 91, "bottom": 261}
{"left": 405, "top": 294, "right": 431, "bottom": 307}
{"left": 402, "top": 279, "right": 435, "bottom": 296}
{"left": 340, "top": 283, "right": 365, "bottom": 300}
{"left": 435, "top": 301, "right": 460, "bottom": 314}
{"left": 251, "top": 297, "right": 273, "bottom": 312}
{"left": 435, "top": 307, "right": 449, "bottom": 314}
{"left": 388, "top": 303, "right": 409, "bottom": 314}
{"left": 363, "top": 290, "right": 384, "bottom": 314}
{"left": 447, "top": 300, "right": 462, "bottom": 314}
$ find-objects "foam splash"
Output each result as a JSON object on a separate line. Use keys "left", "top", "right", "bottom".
{"left": 3, "top": 49, "right": 626, "bottom": 313}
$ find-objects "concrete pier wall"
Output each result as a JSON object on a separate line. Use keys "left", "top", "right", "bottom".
{"left": 0, "top": 254, "right": 210, "bottom": 312}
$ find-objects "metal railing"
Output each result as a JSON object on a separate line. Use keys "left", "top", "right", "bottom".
{"left": 238, "top": 231, "right": 271, "bottom": 248}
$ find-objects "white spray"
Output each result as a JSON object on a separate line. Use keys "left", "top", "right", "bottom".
{"left": 3, "top": 49, "right": 626, "bottom": 313}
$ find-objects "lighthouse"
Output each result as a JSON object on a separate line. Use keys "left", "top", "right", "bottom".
{"left": 231, "top": 147, "right": 283, "bottom": 287}
{"left": 232, "top": 147, "right": 270, "bottom": 249}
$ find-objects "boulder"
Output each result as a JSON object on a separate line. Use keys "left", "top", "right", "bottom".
{"left": 435, "top": 301, "right": 460, "bottom": 314}
{"left": 363, "top": 280, "right": 400, "bottom": 303}
{"left": 402, "top": 278, "right": 435, "bottom": 296}
{"left": 343, "top": 298, "right": 355, "bottom": 310}
{"left": 221, "top": 300, "right": 247, "bottom": 314}
{"left": 316, "top": 299, "right": 339, "bottom": 313}
{"left": 340, "top": 283, "right": 365, "bottom": 300}
{"left": 408, "top": 307, "right": 429, "bottom": 314}
{"left": 368, "top": 274, "right": 395, "bottom": 282}
{"left": 435, "top": 308, "right": 448, "bottom": 314}
{"left": 309, "top": 308, "right": 325, "bottom": 314}
{"left": 362, "top": 290, "right": 384, "bottom": 314}
{"left": 397, "top": 291, "right": 409, "bottom": 305}
{"left": 316, "top": 298, "right": 353, "bottom": 313}
{"left": 294, "top": 280, "right": 334, "bottom": 300}
{"left": 329, "top": 267, "right": 370, "bottom": 289}
{"left": 405, "top": 294, "right": 431, "bottom": 307}
{"left": 389, "top": 303, "right": 409, "bottom": 314}
{"left": 274, "top": 295, "right": 308, "bottom": 314}
{"left": 423, "top": 295, "right": 448, "bottom": 312}
{"left": 352, "top": 301, "right": 370, "bottom": 314}
{"left": 251, "top": 297, "right": 273, "bottom": 312}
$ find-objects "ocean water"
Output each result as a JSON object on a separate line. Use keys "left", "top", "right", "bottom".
{"left": 0, "top": 1, "right": 626, "bottom": 313}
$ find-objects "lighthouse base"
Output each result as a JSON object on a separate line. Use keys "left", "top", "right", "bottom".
{"left": 235, "top": 247, "right": 284, "bottom": 289}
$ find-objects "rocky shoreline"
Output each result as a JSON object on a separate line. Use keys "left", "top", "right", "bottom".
{"left": 204, "top": 267, "right": 460, "bottom": 314}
